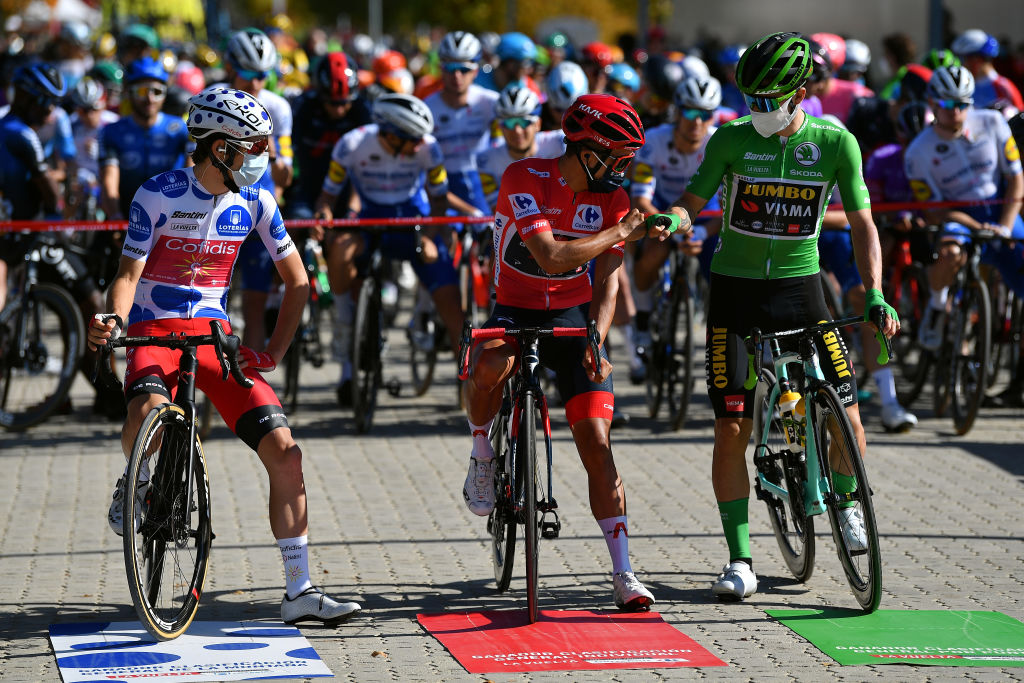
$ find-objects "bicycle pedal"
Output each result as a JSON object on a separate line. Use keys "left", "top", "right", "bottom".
{"left": 540, "top": 511, "right": 561, "bottom": 539}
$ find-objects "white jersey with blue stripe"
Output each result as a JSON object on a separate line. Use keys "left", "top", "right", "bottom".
{"left": 322, "top": 123, "right": 449, "bottom": 205}
{"left": 475, "top": 130, "right": 565, "bottom": 211}
{"left": 122, "top": 167, "right": 294, "bottom": 326}
{"left": 630, "top": 122, "right": 716, "bottom": 207}
{"left": 424, "top": 85, "right": 498, "bottom": 175}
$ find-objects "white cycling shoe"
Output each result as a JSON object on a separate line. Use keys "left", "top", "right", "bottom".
{"left": 462, "top": 457, "right": 495, "bottom": 516}
{"left": 712, "top": 561, "right": 758, "bottom": 601}
{"left": 613, "top": 571, "right": 655, "bottom": 611}
{"left": 281, "top": 586, "right": 361, "bottom": 626}
{"left": 107, "top": 475, "right": 149, "bottom": 537}
{"left": 881, "top": 402, "right": 917, "bottom": 432}
{"left": 838, "top": 506, "right": 868, "bottom": 552}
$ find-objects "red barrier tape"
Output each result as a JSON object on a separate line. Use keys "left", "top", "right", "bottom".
{"left": 0, "top": 198, "right": 1012, "bottom": 234}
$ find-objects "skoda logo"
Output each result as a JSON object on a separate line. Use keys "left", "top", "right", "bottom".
{"left": 794, "top": 142, "right": 821, "bottom": 167}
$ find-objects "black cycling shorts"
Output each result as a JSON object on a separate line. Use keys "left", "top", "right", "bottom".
{"left": 484, "top": 303, "right": 614, "bottom": 425}
{"left": 705, "top": 272, "right": 858, "bottom": 419}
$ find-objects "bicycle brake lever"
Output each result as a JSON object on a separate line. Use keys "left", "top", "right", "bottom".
{"left": 586, "top": 320, "right": 601, "bottom": 376}
{"left": 458, "top": 320, "right": 472, "bottom": 381}
{"left": 210, "top": 320, "right": 255, "bottom": 388}
{"left": 870, "top": 309, "right": 895, "bottom": 365}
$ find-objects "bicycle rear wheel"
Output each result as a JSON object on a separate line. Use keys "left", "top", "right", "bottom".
{"left": 489, "top": 405, "right": 515, "bottom": 592}
{"left": 666, "top": 273, "right": 695, "bottom": 431}
{"left": 951, "top": 280, "right": 990, "bottom": 435}
{"left": 0, "top": 283, "right": 84, "bottom": 431}
{"left": 891, "top": 264, "right": 932, "bottom": 407}
{"left": 811, "top": 384, "right": 882, "bottom": 612}
{"left": 752, "top": 371, "right": 815, "bottom": 582}
{"left": 521, "top": 390, "right": 540, "bottom": 623}
{"left": 124, "top": 403, "right": 212, "bottom": 640}
{"left": 352, "top": 277, "right": 382, "bottom": 433}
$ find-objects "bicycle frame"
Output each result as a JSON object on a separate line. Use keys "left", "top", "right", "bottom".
{"left": 752, "top": 314, "right": 879, "bottom": 518}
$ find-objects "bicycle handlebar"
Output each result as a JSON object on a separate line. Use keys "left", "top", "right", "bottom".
{"left": 746, "top": 314, "right": 895, "bottom": 387}
{"left": 93, "top": 320, "right": 254, "bottom": 390}
{"left": 457, "top": 320, "right": 601, "bottom": 381}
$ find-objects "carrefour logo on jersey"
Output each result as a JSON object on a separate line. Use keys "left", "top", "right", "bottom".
{"left": 128, "top": 201, "right": 152, "bottom": 242}
{"left": 573, "top": 204, "right": 603, "bottom": 232}
{"left": 216, "top": 205, "right": 253, "bottom": 237}
{"left": 510, "top": 193, "right": 540, "bottom": 220}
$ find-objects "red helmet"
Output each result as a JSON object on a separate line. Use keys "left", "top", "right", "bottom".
{"left": 561, "top": 93, "right": 645, "bottom": 151}
{"left": 581, "top": 41, "right": 614, "bottom": 68}
{"left": 315, "top": 52, "right": 360, "bottom": 101}
{"left": 174, "top": 64, "right": 205, "bottom": 95}
{"left": 372, "top": 49, "right": 406, "bottom": 75}
{"left": 810, "top": 32, "right": 846, "bottom": 71}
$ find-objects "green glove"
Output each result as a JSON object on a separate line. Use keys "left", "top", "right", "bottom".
{"left": 644, "top": 213, "right": 681, "bottom": 236}
{"left": 864, "top": 288, "right": 897, "bottom": 366}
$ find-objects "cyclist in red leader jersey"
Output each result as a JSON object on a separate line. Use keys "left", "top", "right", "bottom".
{"left": 461, "top": 94, "right": 678, "bottom": 611}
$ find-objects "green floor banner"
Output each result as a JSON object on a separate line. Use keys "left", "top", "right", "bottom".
{"left": 766, "top": 609, "right": 1024, "bottom": 666}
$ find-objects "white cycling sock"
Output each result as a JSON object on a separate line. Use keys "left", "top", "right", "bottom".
{"left": 929, "top": 287, "right": 948, "bottom": 310}
{"left": 633, "top": 285, "right": 654, "bottom": 313}
{"left": 872, "top": 367, "right": 898, "bottom": 407}
{"left": 278, "top": 535, "right": 313, "bottom": 599}
{"left": 469, "top": 418, "right": 494, "bottom": 461}
{"left": 598, "top": 515, "right": 632, "bottom": 575}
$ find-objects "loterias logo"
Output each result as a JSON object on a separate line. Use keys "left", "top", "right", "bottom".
{"left": 216, "top": 205, "right": 252, "bottom": 237}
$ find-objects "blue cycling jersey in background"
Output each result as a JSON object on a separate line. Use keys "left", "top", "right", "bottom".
{"left": 0, "top": 112, "right": 48, "bottom": 219}
{"left": 98, "top": 112, "right": 189, "bottom": 217}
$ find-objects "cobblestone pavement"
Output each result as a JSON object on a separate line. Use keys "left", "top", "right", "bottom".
{"left": 2, "top": 328, "right": 1023, "bottom": 682}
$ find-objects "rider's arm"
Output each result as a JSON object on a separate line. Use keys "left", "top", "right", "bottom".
{"left": 313, "top": 133, "right": 353, "bottom": 221}
{"left": 443, "top": 190, "right": 480, "bottom": 216}
{"left": 88, "top": 254, "right": 145, "bottom": 348}
{"left": 631, "top": 194, "right": 659, "bottom": 216}
{"left": 268, "top": 136, "right": 293, "bottom": 193}
{"left": 999, "top": 171, "right": 1023, "bottom": 232}
{"left": 846, "top": 208, "right": 883, "bottom": 293}
{"left": 668, "top": 191, "right": 709, "bottom": 235}
{"left": 522, "top": 209, "right": 646, "bottom": 274}
{"left": 100, "top": 164, "right": 121, "bottom": 218}
{"left": 10, "top": 126, "right": 59, "bottom": 214}
{"left": 265, "top": 250, "right": 308, "bottom": 364}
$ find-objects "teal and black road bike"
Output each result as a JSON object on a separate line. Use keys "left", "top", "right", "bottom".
{"left": 749, "top": 313, "right": 892, "bottom": 611}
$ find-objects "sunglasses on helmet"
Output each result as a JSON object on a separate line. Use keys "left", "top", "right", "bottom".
{"left": 743, "top": 92, "right": 793, "bottom": 113}
{"left": 933, "top": 98, "right": 972, "bottom": 111}
{"left": 680, "top": 108, "right": 714, "bottom": 121}
{"left": 228, "top": 136, "right": 271, "bottom": 156}
{"left": 500, "top": 116, "right": 538, "bottom": 130}
{"left": 443, "top": 62, "right": 478, "bottom": 74}
{"left": 237, "top": 68, "right": 270, "bottom": 81}
{"left": 130, "top": 83, "right": 167, "bottom": 99}
{"left": 588, "top": 147, "right": 635, "bottom": 175}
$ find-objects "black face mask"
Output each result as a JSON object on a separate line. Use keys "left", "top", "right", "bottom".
{"left": 576, "top": 147, "right": 627, "bottom": 193}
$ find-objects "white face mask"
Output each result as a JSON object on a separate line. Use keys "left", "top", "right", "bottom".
{"left": 228, "top": 148, "right": 270, "bottom": 188}
{"left": 750, "top": 96, "right": 800, "bottom": 137}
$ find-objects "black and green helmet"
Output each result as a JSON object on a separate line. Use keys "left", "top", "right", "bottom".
{"left": 736, "top": 32, "right": 812, "bottom": 97}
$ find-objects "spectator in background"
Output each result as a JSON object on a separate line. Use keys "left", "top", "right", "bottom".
{"left": 951, "top": 29, "right": 1023, "bottom": 117}
{"left": 879, "top": 32, "right": 918, "bottom": 100}
{"left": 580, "top": 42, "right": 613, "bottom": 94}
{"left": 811, "top": 32, "right": 874, "bottom": 123}
{"left": 476, "top": 32, "right": 540, "bottom": 95}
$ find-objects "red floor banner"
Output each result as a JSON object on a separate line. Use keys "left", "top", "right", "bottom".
{"left": 417, "top": 609, "right": 726, "bottom": 673}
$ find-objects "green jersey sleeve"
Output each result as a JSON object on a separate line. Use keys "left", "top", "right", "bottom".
{"left": 834, "top": 129, "right": 871, "bottom": 211}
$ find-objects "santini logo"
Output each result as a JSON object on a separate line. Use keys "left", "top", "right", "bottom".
{"left": 744, "top": 152, "right": 776, "bottom": 161}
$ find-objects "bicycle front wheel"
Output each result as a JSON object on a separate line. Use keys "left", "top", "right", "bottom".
{"left": 666, "top": 273, "right": 695, "bottom": 431}
{"left": 408, "top": 310, "right": 438, "bottom": 397}
{"left": 352, "top": 277, "right": 383, "bottom": 433}
{"left": 752, "top": 371, "right": 815, "bottom": 582}
{"left": 811, "top": 384, "right": 882, "bottom": 612}
{"left": 951, "top": 279, "right": 990, "bottom": 435}
{"left": 489, "top": 406, "right": 515, "bottom": 592}
{"left": 644, "top": 288, "right": 667, "bottom": 419}
{"left": 521, "top": 390, "right": 540, "bottom": 623}
{"left": 0, "top": 283, "right": 84, "bottom": 431}
{"left": 124, "top": 403, "right": 212, "bottom": 640}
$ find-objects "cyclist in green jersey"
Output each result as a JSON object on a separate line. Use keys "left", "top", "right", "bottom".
{"left": 666, "top": 32, "right": 899, "bottom": 601}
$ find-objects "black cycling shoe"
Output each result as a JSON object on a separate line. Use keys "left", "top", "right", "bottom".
{"left": 336, "top": 380, "right": 353, "bottom": 408}
{"left": 984, "top": 384, "right": 1024, "bottom": 408}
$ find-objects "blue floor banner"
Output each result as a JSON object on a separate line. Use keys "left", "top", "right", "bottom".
{"left": 49, "top": 621, "right": 333, "bottom": 681}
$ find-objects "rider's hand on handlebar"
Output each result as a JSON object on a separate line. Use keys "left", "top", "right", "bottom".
{"left": 982, "top": 221, "right": 1012, "bottom": 238}
{"left": 864, "top": 288, "right": 900, "bottom": 338}
{"left": 620, "top": 208, "right": 648, "bottom": 242}
{"left": 238, "top": 346, "right": 277, "bottom": 373}
{"left": 88, "top": 313, "right": 123, "bottom": 351}
{"left": 582, "top": 346, "right": 613, "bottom": 383}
